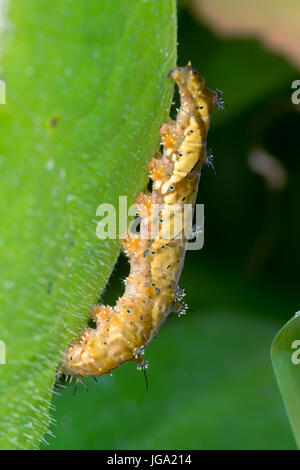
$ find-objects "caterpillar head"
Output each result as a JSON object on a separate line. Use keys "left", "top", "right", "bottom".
{"left": 168, "top": 61, "right": 206, "bottom": 96}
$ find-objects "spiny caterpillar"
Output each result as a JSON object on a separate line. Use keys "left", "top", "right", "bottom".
{"left": 59, "top": 62, "right": 220, "bottom": 386}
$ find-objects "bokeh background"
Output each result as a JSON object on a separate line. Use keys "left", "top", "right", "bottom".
{"left": 43, "top": 1, "right": 300, "bottom": 449}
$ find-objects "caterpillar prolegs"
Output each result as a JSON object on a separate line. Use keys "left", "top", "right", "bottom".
{"left": 59, "top": 62, "right": 220, "bottom": 383}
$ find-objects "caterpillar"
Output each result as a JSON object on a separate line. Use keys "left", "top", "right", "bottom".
{"left": 58, "top": 62, "right": 220, "bottom": 386}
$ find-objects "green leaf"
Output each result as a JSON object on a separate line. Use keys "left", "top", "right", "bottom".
{"left": 0, "top": 0, "right": 177, "bottom": 449}
{"left": 271, "top": 312, "right": 300, "bottom": 448}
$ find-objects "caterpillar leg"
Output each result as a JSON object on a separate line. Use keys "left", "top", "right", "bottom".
{"left": 73, "top": 376, "right": 88, "bottom": 395}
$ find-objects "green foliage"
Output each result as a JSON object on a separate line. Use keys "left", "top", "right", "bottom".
{"left": 0, "top": 0, "right": 177, "bottom": 449}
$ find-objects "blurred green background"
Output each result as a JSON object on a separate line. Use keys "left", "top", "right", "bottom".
{"left": 41, "top": 2, "right": 300, "bottom": 450}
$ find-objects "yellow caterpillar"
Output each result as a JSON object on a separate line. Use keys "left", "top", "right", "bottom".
{"left": 59, "top": 62, "right": 220, "bottom": 385}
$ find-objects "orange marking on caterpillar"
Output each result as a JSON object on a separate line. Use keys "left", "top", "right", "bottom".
{"left": 58, "top": 62, "right": 218, "bottom": 380}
